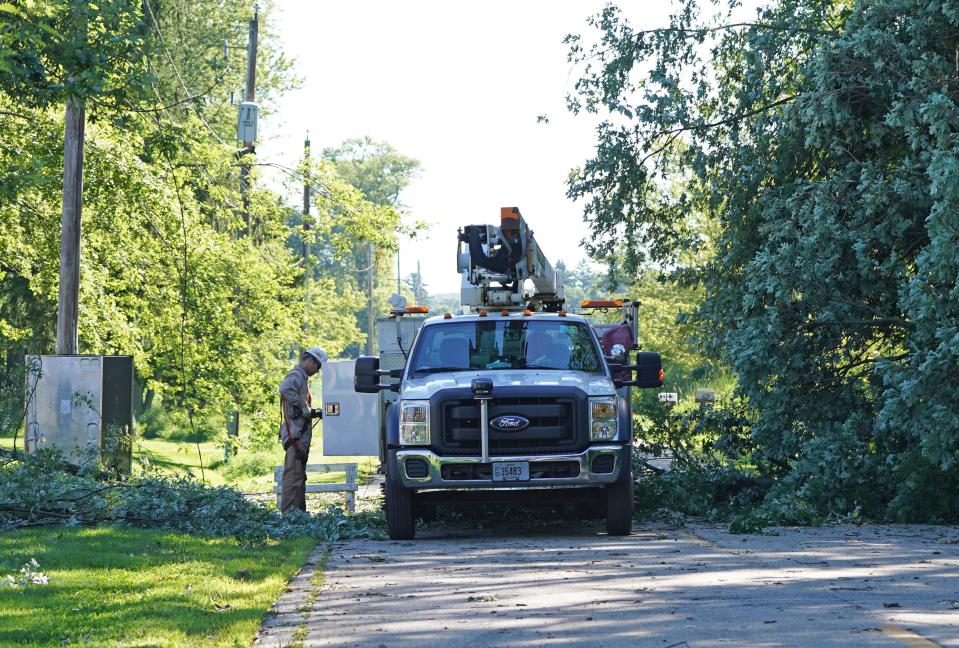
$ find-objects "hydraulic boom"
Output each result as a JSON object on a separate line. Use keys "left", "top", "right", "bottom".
{"left": 456, "top": 207, "right": 564, "bottom": 311}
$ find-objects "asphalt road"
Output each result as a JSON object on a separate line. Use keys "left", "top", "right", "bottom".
{"left": 256, "top": 523, "right": 959, "bottom": 647}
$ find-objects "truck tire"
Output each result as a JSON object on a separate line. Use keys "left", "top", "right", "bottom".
{"left": 385, "top": 471, "right": 416, "bottom": 540}
{"left": 605, "top": 476, "right": 634, "bottom": 536}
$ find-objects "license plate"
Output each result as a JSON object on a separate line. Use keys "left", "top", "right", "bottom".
{"left": 492, "top": 462, "right": 529, "bottom": 482}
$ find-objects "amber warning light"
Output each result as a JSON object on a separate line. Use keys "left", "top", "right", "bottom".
{"left": 580, "top": 299, "right": 623, "bottom": 309}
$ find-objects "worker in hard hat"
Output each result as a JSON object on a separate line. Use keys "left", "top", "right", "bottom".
{"left": 278, "top": 346, "right": 328, "bottom": 513}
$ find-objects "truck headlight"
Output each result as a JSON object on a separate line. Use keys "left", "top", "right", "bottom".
{"left": 399, "top": 400, "right": 430, "bottom": 445}
{"left": 590, "top": 397, "right": 618, "bottom": 441}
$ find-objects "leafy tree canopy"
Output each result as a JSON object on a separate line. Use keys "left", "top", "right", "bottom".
{"left": 568, "top": 0, "right": 959, "bottom": 520}
{"left": 0, "top": 0, "right": 411, "bottom": 447}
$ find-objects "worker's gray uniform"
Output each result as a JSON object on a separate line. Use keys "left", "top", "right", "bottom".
{"left": 278, "top": 365, "right": 312, "bottom": 513}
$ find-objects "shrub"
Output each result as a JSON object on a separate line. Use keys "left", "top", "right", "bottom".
{"left": 633, "top": 398, "right": 771, "bottom": 521}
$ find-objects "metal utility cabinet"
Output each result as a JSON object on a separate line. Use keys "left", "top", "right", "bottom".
{"left": 25, "top": 355, "right": 134, "bottom": 473}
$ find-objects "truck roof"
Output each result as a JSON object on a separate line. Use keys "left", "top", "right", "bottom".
{"left": 421, "top": 311, "right": 591, "bottom": 326}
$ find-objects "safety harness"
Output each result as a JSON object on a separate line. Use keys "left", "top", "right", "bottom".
{"left": 280, "top": 390, "right": 311, "bottom": 456}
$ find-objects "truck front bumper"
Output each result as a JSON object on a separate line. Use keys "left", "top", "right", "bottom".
{"left": 394, "top": 445, "right": 626, "bottom": 490}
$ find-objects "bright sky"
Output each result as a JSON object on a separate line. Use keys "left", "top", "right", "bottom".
{"left": 257, "top": 1, "right": 679, "bottom": 294}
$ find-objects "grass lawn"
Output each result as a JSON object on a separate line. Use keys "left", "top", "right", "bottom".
{"left": 0, "top": 526, "right": 315, "bottom": 647}
{"left": 136, "top": 436, "right": 378, "bottom": 494}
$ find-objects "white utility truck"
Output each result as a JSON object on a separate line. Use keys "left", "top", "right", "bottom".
{"left": 322, "top": 208, "right": 663, "bottom": 539}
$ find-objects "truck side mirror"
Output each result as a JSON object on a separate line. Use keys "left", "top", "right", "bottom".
{"left": 354, "top": 356, "right": 382, "bottom": 393}
{"left": 634, "top": 352, "right": 664, "bottom": 388}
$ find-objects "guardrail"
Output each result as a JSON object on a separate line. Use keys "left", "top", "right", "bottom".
{"left": 273, "top": 463, "right": 358, "bottom": 512}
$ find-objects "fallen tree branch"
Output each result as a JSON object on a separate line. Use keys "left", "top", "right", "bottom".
{"left": 0, "top": 448, "right": 112, "bottom": 479}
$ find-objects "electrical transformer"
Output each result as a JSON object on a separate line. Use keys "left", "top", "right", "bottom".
{"left": 237, "top": 101, "right": 259, "bottom": 143}
{"left": 25, "top": 355, "right": 134, "bottom": 474}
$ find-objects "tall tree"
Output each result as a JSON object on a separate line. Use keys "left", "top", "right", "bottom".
{"left": 321, "top": 137, "right": 420, "bottom": 355}
{"left": 0, "top": 0, "right": 408, "bottom": 449}
{"left": 567, "top": 0, "right": 959, "bottom": 520}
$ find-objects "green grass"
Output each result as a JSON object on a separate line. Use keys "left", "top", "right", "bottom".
{"left": 0, "top": 526, "right": 315, "bottom": 647}
{"left": 135, "top": 436, "right": 378, "bottom": 494}
{"left": 137, "top": 437, "right": 229, "bottom": 484}
{"left": 0, "top": 414, "right": 371, "bottom": 645}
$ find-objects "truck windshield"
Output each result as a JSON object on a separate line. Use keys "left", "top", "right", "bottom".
{"left": 409, "top": 320, "right": 602, "bottom": 375}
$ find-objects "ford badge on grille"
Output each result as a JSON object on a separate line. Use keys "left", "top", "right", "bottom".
{"left": 490, "top": 415, "right": 530, "bottom": 432}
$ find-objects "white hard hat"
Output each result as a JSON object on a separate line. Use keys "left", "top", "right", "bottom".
{"left": 304, "top": 346, "right": 328, "bottom": 365}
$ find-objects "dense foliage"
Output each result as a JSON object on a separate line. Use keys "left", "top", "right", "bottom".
{"left": 569, "top": 0, "right": 959, "bottom": 521}
{"left": 0, "top": 0, "right": 413, "bottom": 446}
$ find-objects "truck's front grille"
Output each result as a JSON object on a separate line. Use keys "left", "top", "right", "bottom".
{"left": 441, "top": 461, "right": 580, "bottom": 481}
{"left": 430, "top": 388, "right": 588, "bottom": 456}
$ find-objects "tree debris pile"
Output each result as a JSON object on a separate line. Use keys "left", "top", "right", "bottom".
{"left": 0, "top": 449, "right": 383, "bottom": 544}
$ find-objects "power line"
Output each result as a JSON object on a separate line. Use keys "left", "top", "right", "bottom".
{"left": 120, "top": 71, "right": 228, "bottom": 114}
{"left": 136, "top": 80, "right": 295, "bottom": 279}
{"left": 142, "top": 0, "right": 231, "bottom": 148}
{"left": 142, "top": 54, "right": 244, "bottom": 202}
{"left": 257, "top": 160, "right": 404, "bottom": 282}
{"left": 256, "top": 160, "right": 389, "bottom": 226}
{"left": 148, "top": 109, "right": 206, "bottom": 482}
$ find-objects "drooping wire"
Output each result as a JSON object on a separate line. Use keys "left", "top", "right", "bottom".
{"left": 139, "top": 66, "right": 290, "bottom": 277}
{"left": 142, "top": 0, "right": 231, "bottom": 148}
{"left": 151, "top": 112, "right": 206, "bottom": 483}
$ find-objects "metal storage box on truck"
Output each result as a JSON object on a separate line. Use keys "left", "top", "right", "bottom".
{"left": 320, "top": 360, "right": 379, "bottom": 456}
{"left": 320, "top": 315, "right": 427, "bottom": 460}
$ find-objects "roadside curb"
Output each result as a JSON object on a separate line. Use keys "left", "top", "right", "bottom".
{"left": 254, "top": 543, "right": 329, "bottom": 647}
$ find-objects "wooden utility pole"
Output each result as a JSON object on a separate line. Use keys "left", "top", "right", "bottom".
{"left": 303, "top": 134, "right": 311, "bottom": 309}
{"left": 56, "top": 96, "right": 84, "bottom": 355}
{"left": 365, "top": 242, "right": 374, "bottom": 355}
{"left": 226, "top": 6, "right": 258, "bottom": 462}
{"left": 239, "top": 6, "right": 258, "bottom": 236}
{"left": 56, "top": 1, "right": 87, "bottom": 355}
{"left": 416, "top": 260, "right": 423, "bottom": 305}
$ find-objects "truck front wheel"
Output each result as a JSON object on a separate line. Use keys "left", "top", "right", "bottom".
{"left": 605, "top": 475, "right": 634, "bottom": 536}
{"left": 385, "top": 471, "right": 416, "bottom": 540}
